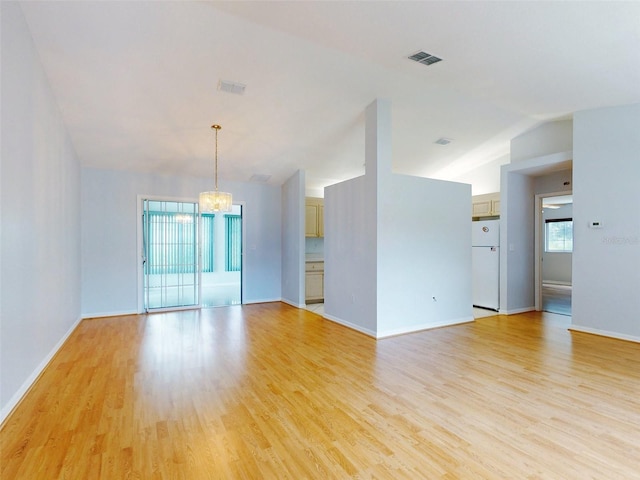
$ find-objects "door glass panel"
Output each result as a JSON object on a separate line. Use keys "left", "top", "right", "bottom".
{"left": 143, "top": 199, "right": 199, "bottom": 311}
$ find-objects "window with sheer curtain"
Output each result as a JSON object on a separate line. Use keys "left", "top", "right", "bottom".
{"left": 146, "top": 211, "right": 197, "bottom": 274}
{"left": 225, "top": 214, "right": 242, "bottom": 272}
{"left": 145, "top": 212, "right": 219, "bottom": 274}
{"left": 201, "top": 213, "right": 215, "bottom": 273}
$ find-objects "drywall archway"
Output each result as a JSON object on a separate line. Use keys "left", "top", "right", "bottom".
{"left": 499, "top": 152, "right": 573, "bottom": 314}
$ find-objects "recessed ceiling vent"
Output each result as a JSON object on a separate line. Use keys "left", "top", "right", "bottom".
{"left": 218, "top": 79, "right": 246, "bottom": 95}
{"left": 250, "top": 174, "right": 271, "bottom": 183}
{"left": 408, "top": 51, "right": 443, "bottom": 66}
{"left": 434, "top": 137, "right": 452, "bottom": 146}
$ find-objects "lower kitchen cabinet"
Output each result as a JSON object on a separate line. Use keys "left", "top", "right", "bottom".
{"left": 305, "top": 261, "right": 324, "bottom": 303}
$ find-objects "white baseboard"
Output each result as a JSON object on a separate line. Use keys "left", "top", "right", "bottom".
{"left": 376, "top": 316, "right": 475, "bottom": 339}
{"left": 322, "top": 313, "right": 377, "bottom": 338}
{"left": 243, "top": 298, "right": 281, "bottom": 305}
{"left": 1, "top": 315, "right": 83, "bottom": 425}
{"left": 569, "top": 325, "right": 640, "bottom": 344}
{"left": 322, "top": 314, "right": 475, "bottom": 339}
{"left": 499, "top": 306, "right": 535, "bottom": 315}
{"left": 281, "top": 298, "right": 305, "bottom": 309}
{"left": 82, "top": 309, "right": 137, "bottom": 319}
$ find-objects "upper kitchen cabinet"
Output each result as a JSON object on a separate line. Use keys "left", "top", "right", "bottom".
{"left": 305, "top": 197, "right": 324, "bottom": 237}
{"left": 472, "top": 192, "right": 500, "bottom": 219}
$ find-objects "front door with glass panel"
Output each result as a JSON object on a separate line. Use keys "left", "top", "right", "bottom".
{"left": 142, "top": 199, "right": 199, "bottom": 311}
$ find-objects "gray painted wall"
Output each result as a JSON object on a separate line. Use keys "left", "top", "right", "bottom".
{"left": 500, "top": 170, "right": 536, "bottom": 313}
{"left": 377, "top": 174, "right": 472, "bottom": 336}
{"left": 81, "top": 168, "right": 282, "bottom": 316}
{"left": 324, "top": 175, "right": 378, "bottom": 335}
{"left": 572, "top": 103, "right": 640, "bottom": 339}
{"left": 281, "top": 170, "right": 305, "bottom": 307}
{"left": 451, "top": 153, "right": 509, "bottom": 196}
{"left": 502, "top": 103, "right": 640, "bottom": 343}
{"left": 1, "top": 2, "right": 82, "bottom": 419}
{"left": 511, "top": 119, "right": 573, "bottom": 163}
{"left": 500, "top": 153, "right": 573, "bottom": 314}
{"left": 325, "top": 99, "right": 472, "bottom": 337}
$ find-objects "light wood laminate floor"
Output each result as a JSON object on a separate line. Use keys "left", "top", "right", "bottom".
{"left": 2, "top": 304, "right": 639, "bottom": 479}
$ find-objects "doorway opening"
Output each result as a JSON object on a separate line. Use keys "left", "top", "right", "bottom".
{"left": 201, "top": 204, "right": 243, "bottom": 307}
{"left": 535, "top": 193, "right": 573, "bottom": 316}
{"left": 139, "top": 198, "right": 243, "bottom": 312}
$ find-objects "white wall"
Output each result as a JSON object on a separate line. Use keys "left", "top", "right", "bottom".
{"left": 324, "top": 101, "right": 383, "bottom": 336}
{"left": 500, "top": 149, "right": 573, "bottom": 314}
{"left": 281, "top": 170, "right": 305, "bottom": 307}
{"left": 377, "top": 174, "right": 472, "bottom": 337}
{"left": 572, "top": 103, "right": 640, "bottom": 340}
{"left": 542, "top": 203, "right": 573, "bottom": 285}
{"left": 325, "top": 99, "right": 472, "bottom": 337}
{"left": 450, "top": 153, "right": 509, "bottom": 195}
{"left": 1, "top": 2, "right": 82, "bottom": 420}
{"left": 503, "top": 104, "right": 640, "bottom": 340}
{"left": 324, "top": 175, "right": 378, "bottom": 335}
{"left": 81, "top": 168, "right": 282, "bottom": 316}
{"left": 500, "top": 170, "right": 536, "bottom": 313}
{"left": 511, "top": 119, "right": 573, "bottom": 163}
{"left": 534, "top": 170, "right": 573, "bottom": 194}
{"left": 305, "top": 186, "right": 325, "bottom": 199}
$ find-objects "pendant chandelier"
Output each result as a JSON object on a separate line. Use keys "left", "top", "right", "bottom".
{"left": 199, "top": 124, "right": 232, "bottom": 213}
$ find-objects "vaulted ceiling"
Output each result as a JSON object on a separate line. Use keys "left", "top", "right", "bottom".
{"left": 19, "top": 1, "right": 640, "bottom": 193}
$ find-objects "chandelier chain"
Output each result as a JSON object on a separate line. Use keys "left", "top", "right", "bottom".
{"left": 199, "top": 123, "right": 231, "bottom": 213}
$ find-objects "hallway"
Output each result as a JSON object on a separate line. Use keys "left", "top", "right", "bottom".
{"left": 542, "top": 283, "right": 572, "bottom": 316}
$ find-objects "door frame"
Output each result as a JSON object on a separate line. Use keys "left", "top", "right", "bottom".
{"left": 137, "top": 195, "right": 247, "bottom": 312}
{"left": 236, "top": 202, "right": 247, "bottom": 306}
{"left": 137, "top": 194, "right": 202, "bottom": 313}
{"left": 534, "top": 190, "right": 572, "bottom": 311}
{"left": 200, "top": 202, "right": 246, "bottom": 307}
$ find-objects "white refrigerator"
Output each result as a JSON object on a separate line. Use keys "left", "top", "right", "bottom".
{"left": 472, "top": 219, "right": 500, "bottom": 310}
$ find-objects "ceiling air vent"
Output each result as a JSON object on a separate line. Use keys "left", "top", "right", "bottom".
{"left": 250, "top": 174, "right": 271, "bottom": 183}
{"left": 434, "top": 137, "right": 452, "bottom": 146}
{"left": 218, "top": 79, "right": 246, "bottom": 95}
{"left": 408, "top": 51, "right": 443, "bottom": 66}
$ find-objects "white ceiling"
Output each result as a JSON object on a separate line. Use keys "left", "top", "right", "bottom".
{"left": 19, "top": 1, "right": 640, "bottom": 193}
